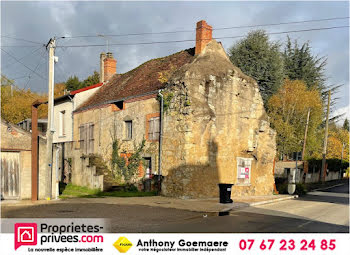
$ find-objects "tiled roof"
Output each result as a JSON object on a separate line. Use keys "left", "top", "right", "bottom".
{"left": 75, "top": 48, "right": 195, "bottom": 112}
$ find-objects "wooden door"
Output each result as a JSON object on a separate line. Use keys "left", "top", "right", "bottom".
{"left": 1, "top": 152, "right": 20, "bottom": 199}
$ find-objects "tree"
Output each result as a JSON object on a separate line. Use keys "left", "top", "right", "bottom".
{"left": 64, "top": 71, "right": 100, "bottom": 91}
{"left": 343, "top": 118, "right": 349, "bottom": 131}
{"left": 80, "top": 71, "right": 100, "bottom": 88}
{"left": 1, "top": 75, "right": 47, "bottom": 124}
{"left": 268, "top": 79, "right": 323, "bottom": 159}
{"left": 327, "top": 124, "right": 349, "bottom": 161}
{"left": 228, "top": 30, "right": 285, "bottom": 106}
{"left": 65, "top": 75, "right": 81, "bottom": 91}
{"left": 54, "top": 83, "right": 66, "bottom": 98}
{"left": 283, "top": 36, "right": 326, "bottom": 91}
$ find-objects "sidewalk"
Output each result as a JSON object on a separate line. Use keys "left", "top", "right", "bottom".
{"left": 1, "top": 194, "right": 298, "bottom": 213}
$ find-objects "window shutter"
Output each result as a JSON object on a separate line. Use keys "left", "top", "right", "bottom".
{"left": 149, "top": 119, "right": 154, "bottom": 140}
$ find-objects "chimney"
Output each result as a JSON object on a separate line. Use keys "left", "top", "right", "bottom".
{"left": 99, "top": 52, "right": 106, "bottom": 83}
{"left": 195, "top": 20, "right": 213, "bottom": 55}
{"left": 103, "top": 52, "right": 117, "bottom": 82}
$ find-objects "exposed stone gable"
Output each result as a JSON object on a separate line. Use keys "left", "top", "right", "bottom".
{"left": 161, "top": 40, "right": 276, "bottom": 198}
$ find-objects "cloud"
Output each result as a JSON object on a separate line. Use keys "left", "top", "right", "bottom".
{"left": 1, "top": 1, "right": 348, "bottom": 113}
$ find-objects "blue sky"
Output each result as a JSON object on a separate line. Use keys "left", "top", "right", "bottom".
{"left": 1, "top": 1, "right": 349, "bottom": 120}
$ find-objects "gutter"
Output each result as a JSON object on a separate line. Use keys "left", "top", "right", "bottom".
{"left": 158, "top": 89, "right": 164, "bottom": 193}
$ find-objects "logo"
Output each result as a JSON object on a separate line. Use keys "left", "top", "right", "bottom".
{"left": 113, "top": 237, "right": 132, "bottom": 253}
{"left": 14, "top": 223, "right": 37, "bottom": 250}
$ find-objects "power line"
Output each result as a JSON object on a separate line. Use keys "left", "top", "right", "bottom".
{"left": 0, "top": 45, "right": 42, "bottom": 48}
{"left": 1, "top": 48, "right": 47, "bottom": 80}
{"left": 23, "top": 48, "right": 47, "bottom": 90}
{"left": 56, "top": 25, "right": 349, "bottom": 48}
{"left": 1, "top": 35, "right": 44, "bottom": 45}
{"left": 1, "top": 46, "right": 43, "bottom": 70}
{"left": 59, "top": 16, "right": 349, "bottom": 39}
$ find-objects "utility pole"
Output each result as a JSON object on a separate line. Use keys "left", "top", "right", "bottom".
{"left": 321, "top": 90, "right": 331, "bottom": 182}
{"left": 46, "top": 38, "right": 57, "bottom": 199}
{"left": 302, "top": 108, "right": 311, "bottom": 160}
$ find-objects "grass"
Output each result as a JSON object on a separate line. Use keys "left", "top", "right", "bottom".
{"left": 59, "top": 184, "right": 157, "bottom": 199}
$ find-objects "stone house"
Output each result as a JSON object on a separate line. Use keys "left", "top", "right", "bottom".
{"left": 1, "top": 119, "right": 56, "bottom": 200}
{"left": 69, "top": 20, "right": 276, "bottom": 198}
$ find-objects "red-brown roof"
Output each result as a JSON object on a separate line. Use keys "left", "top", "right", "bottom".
{"left": 75, "top": 48, "right": 195, "bottom": 112}
{"left": 70, "top": 82, "right": 103, "bottom": 95}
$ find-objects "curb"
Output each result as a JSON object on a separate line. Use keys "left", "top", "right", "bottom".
{"left": 312, "top": 183, "right": 346, "bottom": 192}
{"left": 249, "top": 195, "right": 299, "bottom": 207}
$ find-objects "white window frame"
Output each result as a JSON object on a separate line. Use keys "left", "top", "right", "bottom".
{"left": 236, "top": 157, "right": 252, "bottom": 185}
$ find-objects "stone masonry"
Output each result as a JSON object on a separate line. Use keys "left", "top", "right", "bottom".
{"left": 161, "top": 40, "right": 276, "bottom": 198}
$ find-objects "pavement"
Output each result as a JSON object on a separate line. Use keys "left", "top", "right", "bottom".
{"left": 1, "top": 194, "right": 297, "bottom": 213}
{"left": 1, "top": 181, "right": 348, "bottom": 233}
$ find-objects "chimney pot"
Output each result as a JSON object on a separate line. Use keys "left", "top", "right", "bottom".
{"left": 104, "top": 52, "right": 117, "bottom": 82}
{"left": 195, "top": 20, "right": 213, "bottom": 55}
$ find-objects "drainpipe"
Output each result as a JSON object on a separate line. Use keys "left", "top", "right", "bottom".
{"left": 55, "top": 145, "right": 60, "bottom": 199}
{"left": 68, "top": 95, "right": 74, "bottom": 141}
{"left": 158, "top": 90, "right": 164, "bottom": 193}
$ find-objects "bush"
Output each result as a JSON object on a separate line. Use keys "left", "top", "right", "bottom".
{"left": 295, "top": 183, "right": 307, "bottom": 196}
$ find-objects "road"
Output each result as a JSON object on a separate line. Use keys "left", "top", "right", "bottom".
{"left": 2, "top": 183, "right": 349, "bottom": 233}
{"left": 153, "top": 183, "right": 349, "bottom": 233}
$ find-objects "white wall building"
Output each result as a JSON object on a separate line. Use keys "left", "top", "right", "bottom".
{"left": 53, "top": 83, "right": 103, "bottom": 144}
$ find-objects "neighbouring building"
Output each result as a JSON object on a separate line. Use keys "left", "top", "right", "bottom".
{"left": 1, "top": 119, "right": 56, "bottom": 200}
{"left": 67, "top": 20, "right": 277, "bottom": 198}
{"left": 52, "top": 83, "right": 104, "bottom": 186}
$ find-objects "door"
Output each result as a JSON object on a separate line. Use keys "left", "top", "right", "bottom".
{"left": 1, "top": 152, "right": 20, "bottom": 199}
{"left": 143, "top": 157, "right": 152, "bottom": 179}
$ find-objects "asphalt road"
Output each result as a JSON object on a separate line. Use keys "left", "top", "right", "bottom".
{"left": 153, "top": 183, "right": 349, "bottom": 233}
{"left": 2, "top": 183, "right": 349, "bottom": 233}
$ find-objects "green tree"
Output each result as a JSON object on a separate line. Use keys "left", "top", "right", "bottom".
{"left": 268, "top": 79, "right": 323, "bottom": 159}
{"left": 65, "top": 75, "right": 81, "bottom": 91}
{"left": 228, "top": 30, "right": 285, "bottom": 106}
{"left": 283, "top": 36, "right": 326, "bottom": 91}
{"left": 343, "top": 118, "right": 350, "bottom": 131}
{"left": 80, "top": 71, "right": 100, "bottom": 88}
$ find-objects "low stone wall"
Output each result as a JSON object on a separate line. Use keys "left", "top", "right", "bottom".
{"left": 70, "top": 153, "right": 104, "bottom": 190}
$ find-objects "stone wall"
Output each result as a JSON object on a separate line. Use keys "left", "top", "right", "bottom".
{"left": 161, "top": 40, "right": 276, "bottom": 198}
{"left": 1, "top": 120, "right": 56, "bottom": 200}
{"left": 71, "top": 96, "right": 161, "bottom": 188}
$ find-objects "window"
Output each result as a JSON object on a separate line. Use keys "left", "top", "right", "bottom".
{"left": 79, "top": 123, "right": 94, "bottom": 154}
{"left": 148, "top": 117, "right": 160, "bottom": 141}
{"left": 125, "top": 120, "right": 132, "bottom": 140}
{"left": 87, "top": 124, "right": 94, "bottom": 153}
{"left": 79, "top": 125, "right": 86, "bottom": 152}
{"left": 59, "top": 110, "right": 65, "bottom": 136}
{"left": 236, "top": 157, "right": 252, "bottom": 185}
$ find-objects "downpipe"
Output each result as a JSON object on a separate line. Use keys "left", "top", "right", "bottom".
{"left": 158, "top": 90, "right": 164, "bottom": 194}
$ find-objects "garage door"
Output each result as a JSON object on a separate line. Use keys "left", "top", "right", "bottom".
{"left": 1, "top": 152, "right": 20, "bottom": 199}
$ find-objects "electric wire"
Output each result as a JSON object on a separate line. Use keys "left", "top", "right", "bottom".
{"left": 1, "top": 46, "right": 43, "bottom": 70}
{"left": 55, "top": 25, "right": 349, "bottom": 48}
{"left": 1, "top": 35, "right": 44, "bottom": 45}
{"left": 58, "top": 16, "right": 349, "bottom": 39}
{"left": 1, "top": 48, "right": 47, "bottom": 80}
{"left": 23, "top": 48, "right": 47, "bottom": 90}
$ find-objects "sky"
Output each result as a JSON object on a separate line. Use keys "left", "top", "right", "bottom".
{"left": 1, "top": 1, "right": 349, "bottom": 121}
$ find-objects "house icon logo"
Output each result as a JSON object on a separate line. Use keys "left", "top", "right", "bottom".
{"left": 14, "top": 223, "right": 37, "bottom": 250}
